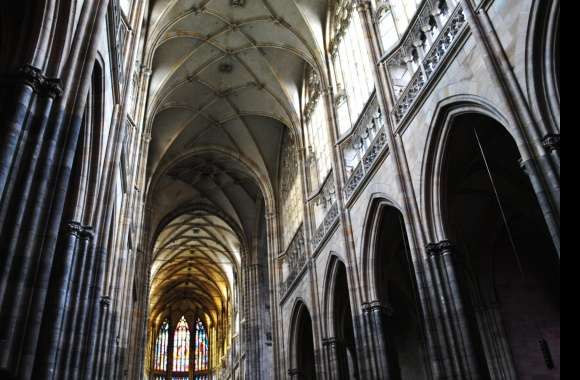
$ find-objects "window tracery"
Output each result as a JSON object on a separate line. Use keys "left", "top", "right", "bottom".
{"left": 303, "top": 67, "right": 332, "bottom": 192}
{"left": 151, "top": 316, "right": 210, "bottom": 379}
{"left": 280, "top": 132, "right": 304, "bottom": 249}
{"left": 330, "top": 0, "right": 375, "bottom": 135}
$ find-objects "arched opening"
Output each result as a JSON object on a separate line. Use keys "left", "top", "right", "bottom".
{"left": 332, "top": 261, "right": 359, "bottom": 379}
{"left": 292, "top": 304, "right": 317, "bottom": 380}
{"left": 441, "top": 113, "right": 561, "bottom": 378}
{"left": 374, "top": 205, "right": 428, "bottom": 380}
{"left": 147, "top": 209, "right": 240, "bottom": 380}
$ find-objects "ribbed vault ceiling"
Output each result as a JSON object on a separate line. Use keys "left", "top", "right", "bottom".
{"left": 150, "top": 210, "right": 241, "bottom": 321}
{"left": 146, "top": 0, "right": 328, "bottom": 322}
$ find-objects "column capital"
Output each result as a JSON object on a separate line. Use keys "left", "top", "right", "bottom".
{"left": 322, "top": 337, "right": 339, "bottom": 347}
{"left": 100, "top": 296, "right": 112, "bottom": 307}
{"left": 19, "top": 64, "right": 44, "bottom": 92}
{"left": 542, "top": 133, "right": 561, "bottom": 153}
{"left": 426, "top": 240, "right": 456, "bottom": 257}
{"left": 363, "top": 300, "right": 394, "bottom": 316}
{"left": 140, "top": 65, "right": 153, "bottom": 77}
{"left": 81, "top": 225, "right": 95, "bottom": 240}
{"left": 66, "top": 221, "right": 84, "bottom": 237}
{"left": 41, "top": 78, "right": 63, "bottom": 98}
{"left": 288, "top": 368, "right": 302, "bottom": 377}
{"left": 355, "top": 0, "right": 372, "bottom": 13}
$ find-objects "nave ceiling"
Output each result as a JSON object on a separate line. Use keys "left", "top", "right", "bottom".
{"left": 145, "top": 0, "right": 329, "bottom": 319}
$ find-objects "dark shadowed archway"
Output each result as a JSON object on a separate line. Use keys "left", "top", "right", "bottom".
{"left": 374, "top": 205, "right": 428, "bottom": 380}
{"left": 441, "top": 113, "right": 561, "bottom": 378}
{"left": 290, "top": 302, "right": 317, "bottom": 380}
{"left": 328, "top": 259, "right": 359, "bottom": 379}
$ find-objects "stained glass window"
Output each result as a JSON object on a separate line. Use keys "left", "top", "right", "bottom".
{"left": 154, "top": 320, "right": 169, "bottom": 371}
{"left": 173, "top": 316, "right": 191, "bottom": 373}
{"left": 194, "top": 319, "right": 209, "bottom": 372}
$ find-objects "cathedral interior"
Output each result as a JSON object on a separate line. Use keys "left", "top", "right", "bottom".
{"left": 0, "top": 0, "right": 560, "bottom": 379}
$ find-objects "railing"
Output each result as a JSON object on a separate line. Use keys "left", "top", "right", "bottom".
{"left": 341, "top": 0, "right": 466, "bottom": 202}
{"left": 310, "top": 175, "right": 339, "bottom": 251}
{"left": 344, "top": 126, "right": 388, "bottom": 200}
{"left": 385, "top": 0, "right": 467, "bottom": 124}
{"left": 311, "top": 202, "right": 340, "bottom": 250}
{"left": 341, "top": 95, "right": 383, "bottom": 176}
{"left": 279, "top": 226, "right": 306, "bottom": 298}
{"left": 340, "top": 94, "right": 390, "bottom": 201}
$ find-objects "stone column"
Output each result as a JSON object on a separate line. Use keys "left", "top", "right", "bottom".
{"left": 354, "top": 2, "right": 451, "bottom": 379}
{"left": 0, "top": 0, "right": 109, "bottom": 376}
{"left": 243, "top": 263, "right": 262, "bottom": 380}
{"left": 0, "top": 65, "right": 43, "bottom": 200}
{"left": 56, "top": 224, "right": 95, "bottom": 379}
{"left": 427, "top": 240, "right": 485, "bottom": 379}
{"left": 322, "top": 338, "right": 340, "bottom": 380}
{"left": 94, "top": 295, "right": 112, "bottom": 379}
{"left": 361, "top": 302, "right": 394, "bottom": 380}
{"left": 32, "top": 221, "right": 89, "bottom": 379}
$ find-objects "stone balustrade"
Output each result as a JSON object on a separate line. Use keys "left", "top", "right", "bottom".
{"left": 385, "top": 0, "right": 467, "bottom": 123}
{"left": 279, "top": 226, "right": 307, "bottom": 299}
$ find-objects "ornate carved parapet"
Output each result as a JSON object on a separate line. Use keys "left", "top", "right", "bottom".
{"left": 388, "top": 3, "right": 467, "bottom": 124}
{"left": 279, "top": 226, "right": 307, "bottom": 299}
{"left": 312, "top": 202, "right": 340, "bottom": 251}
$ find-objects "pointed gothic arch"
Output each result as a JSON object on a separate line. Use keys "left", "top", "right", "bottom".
{"left": 424, "top": 102, "right": 561, "bottom": 378}
{"left": 289, "top": 301, "right": 318, "bottom": 380}
{"left": 323, "top": 255, "right": 360, "bottom": 379}
{"left": 360, "top": 195, "right": 429, "bottom": 379}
